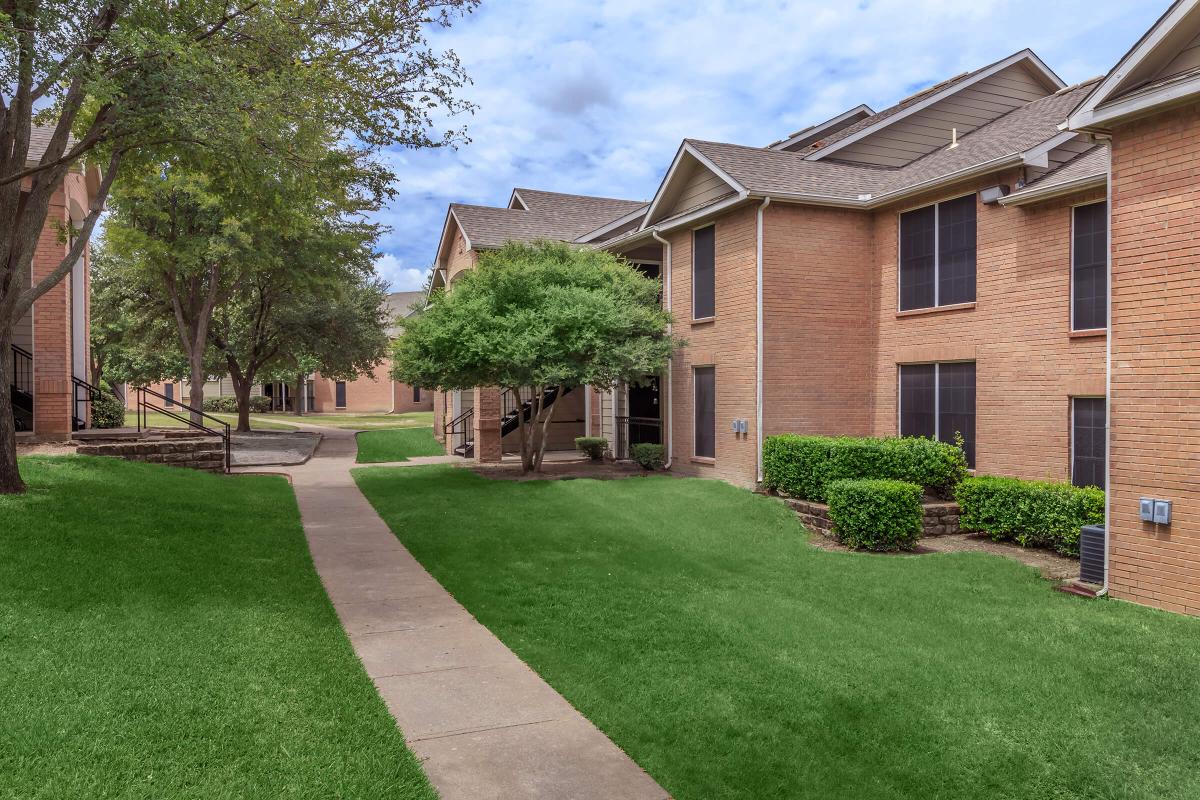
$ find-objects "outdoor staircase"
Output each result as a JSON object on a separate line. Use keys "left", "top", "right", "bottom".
{"left": 445, "top": 386, "right": 576, "bottom": 459}
{"left": 10, "top": 344, "right": 33, "bottom": 433}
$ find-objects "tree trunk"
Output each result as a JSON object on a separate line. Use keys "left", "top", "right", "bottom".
{"left": 293, "top": 374, "right": 304, "bottom": 416}
{"left": 512, "top": 386, "right": 534, "bottom": 473}
{"left": 0, "top": 326, "right": 25, "bottom": 494}
{"left": 187, "top": 349, "right": 206, "bottom": 424}
{"left": 533, "top": 385, "right": 564, "bottom": 472}
{"left": 230, "top": 375, "right": 253, "bottom": 433}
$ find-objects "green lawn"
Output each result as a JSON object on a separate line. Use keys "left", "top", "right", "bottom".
{"left": 354, "top": 465, "right": 1200, "bottom": 800}
{"left": 124, "top": 409, "right": 299, "bottom": 431}
{"left": 356, "top": 427, "right": 444, "bottom": 463}
{"left": 2, "top": 456, "right": 435, "bottom": 799}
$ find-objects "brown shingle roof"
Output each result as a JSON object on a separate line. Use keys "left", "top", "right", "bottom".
{"left": 452, "top": 190, "right": 646, "bottom": 250}
{"left": 1002, "top": 146, "right": 1108, "bottom": 204}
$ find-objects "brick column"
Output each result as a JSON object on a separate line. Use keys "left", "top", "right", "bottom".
{"left": 31, "top": 195, "right": 73, "bottom": 439}
{"left": 473, "top": 386, "right": 503, "bottom": 463}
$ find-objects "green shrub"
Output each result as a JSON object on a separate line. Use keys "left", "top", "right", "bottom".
{"left": 90, "top": 391, "right": 126, "bottom": 429}
{"left": 203, "top": 396, "right": 238, "bottom": 413}
{"left": 827, "top": 478, "right": 924, "bottom": 551}
{"left": 630, "top": 443, "right": 665, "bottom": 471}
{"left": 762, "top": 434, "right": 967, "bottom": 502}
{"left": 249, "top": 396, "right": 272, "bottom": 413}
{"left": 574, "top": 436, "right": 608, "bottom": 460}
{"left": 955, "top": 476, "right": 1104, "bottom": 557}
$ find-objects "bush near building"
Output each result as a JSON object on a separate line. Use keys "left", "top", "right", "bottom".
{"left": 827, "top": 478, "right": 924, "bottom": 551}
{"left": 762, "top": 435, "right": 967, "bottom": 502}
{"left": 955, "top": 476, "right": 1105, "bottom": 557}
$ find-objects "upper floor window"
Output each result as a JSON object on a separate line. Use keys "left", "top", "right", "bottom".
{"left": 899, "top": 194, "right": 977, "bottom": 311}
{"left": 692, "top": 225, "right": 715, "bottom": 319}
{"left": 1072, "top": 201, "right": 1108, "bottom": 331}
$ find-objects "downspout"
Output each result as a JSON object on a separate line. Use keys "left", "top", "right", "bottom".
{"left": 651, "top": 229, "right": 673, "bottom": 469}
{"left": 1100, "top": 142, "right": 1114, "bottom": 598}
{"left": 756, "top": 197, "right": 771, "bottom": 483}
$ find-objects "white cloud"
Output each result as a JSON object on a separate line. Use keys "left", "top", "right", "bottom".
{"left": 369, "top": 0, "right": 1161, "bottom": 273}
{"left": 373, "top": 253, "right": 429, "bottom": 292}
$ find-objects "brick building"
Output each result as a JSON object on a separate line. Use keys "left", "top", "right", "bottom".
{"left": 10, "top": 127, "right": 102, "bottom": 438}
{"left": 426, "top": 1, "right": 1200, "bottom": 615}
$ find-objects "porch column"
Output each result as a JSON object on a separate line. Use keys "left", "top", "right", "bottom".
{"left": 473, "top": 386, "right": 503, "bottom": 463}
{"left": 31, "top": 203, "right": 73, "bottom": 438}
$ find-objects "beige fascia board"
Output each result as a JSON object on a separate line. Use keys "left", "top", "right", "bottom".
{"left": 998, "top": 173, "right": 1107, "bottom": 206}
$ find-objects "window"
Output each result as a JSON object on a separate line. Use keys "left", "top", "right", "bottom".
{"left": 694, "top": 366, "right": 715, "bottom": 459}
{"left": 164, "top": 382, "right": 174, "bottom": 407}
{"left": 899, "top": 362, "right": 976, "bottom": 467}
{"left": 692, "top": 225, "right": 715, "bottom": 319}
{"left": 899, "top": 194, "right": 977, "bottom": 311}
{"left": 335, "top": 381, "right": 347, "bottom": 409}
{"left": 1072, "top": 397, "right": 1106, "bottom": 489}
{"left": 1072, "top": 201, "right": 1107, "bottom": 331}
{"left": 413, "top": 386, "right": 421, "bottom": 403}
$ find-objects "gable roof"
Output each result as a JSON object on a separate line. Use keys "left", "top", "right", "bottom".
{"left": 767, "top": 104, "right": 874, "bottom": 152}
{"left": 384, "top": 291, "right": 425, "bottom": 320}
{"left": 805, "top": 49, "right": 1064, "bottom": 163}
{"left": 1069, "top": 0, "right": 1200, "bottom": 132}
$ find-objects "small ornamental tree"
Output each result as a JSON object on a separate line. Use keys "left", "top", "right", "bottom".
{"left": 392, "top": 241, "right": 681, "bottom": 472}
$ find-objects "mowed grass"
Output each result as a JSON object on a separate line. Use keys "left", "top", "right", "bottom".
{"left": 356, "top": 427, "right": 443, "bottom": 463}
{"left": 124, "top": 409, "right": 298, "bottom": 431}
{"left": 265, "top": 411, "right": 434, "bottom": 430}
{"left": 354, "top": 465, "right": 1200, "bottom": 800}
{"left": 1, "top": 456, "right": 435, "bottom": 800}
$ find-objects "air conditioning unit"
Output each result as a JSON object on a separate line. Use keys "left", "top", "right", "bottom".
{"left": 1079, "top": 525, "right": 1105, "bottom": 584}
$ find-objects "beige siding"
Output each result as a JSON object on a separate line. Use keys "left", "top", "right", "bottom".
{"left": 656, "top": 161, "right": 736, "bottom": 222}
{"left": 1027, "top": 134, "right": 1095, "bottom": 182}
{"left": 833, "top": 64, "right": 1052, "bottom": 167}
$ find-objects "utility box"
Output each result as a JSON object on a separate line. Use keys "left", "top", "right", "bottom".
{"left": 1079, "top": 525, "right": 1105, "bottom": 585}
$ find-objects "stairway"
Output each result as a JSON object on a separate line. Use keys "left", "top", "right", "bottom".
{"left": 10, "top": 345, "right": 33, "bottom": 432}
{"left": 500, "top": 386, "right": 574, "bottom": 437}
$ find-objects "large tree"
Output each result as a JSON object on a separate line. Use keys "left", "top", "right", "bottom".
{"left": 0, "top": 0, "right": 477, "bottom": 493}
{"left": 392, "top": 241, "right": 681, "bottom": 472}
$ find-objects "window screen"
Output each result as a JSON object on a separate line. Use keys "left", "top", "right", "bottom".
{"left": 335, "top": 381, "right": 347, "bottom": 408}
{"left": 899, "top": 362, "right": 976, "bottom": 468}
{"left": 413, "top": 387, "right": 421, "bottom": 403}
{"left": 1073, "top": 397, "right": 1106, "bottom": 489}
{"left": 1073, "top": 202, "right": 1107, "bottom": 331}
{"left": 694, "top": 366, "right": 715, "bottom": 459}
{"left": 693, "top": 225, "right": 715, "bottom": 319}
{"left": 899, "top": 196, "right": 977, "bottom": 310}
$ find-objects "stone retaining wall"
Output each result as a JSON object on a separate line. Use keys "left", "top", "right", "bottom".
{"left": 76, "top": 437, "right": 226, "bottom": 473}
{"left": 782, "top": 497, "right": 961, "bottom": 541}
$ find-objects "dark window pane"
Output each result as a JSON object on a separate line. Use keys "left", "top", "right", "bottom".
{"left": 413, "top": 387, "right": 421, "bottom": 403}
{"left": 899, "top": 205, "right": 936, "bottom": 310}
{"left": 164, "top": 382, "right": 174, "bottom": 407}
{"left": 694, "top": 366, "right": 715, "bottom": 459}
{"left": 899, "top": 364, "right": 936, "bottom": 440}
{"left": 938, "top": 362, "right": 976, "bottom": 468}
{"left": 335, "top": 381, "right": 347, "bottom": 408}
{"left": 1073, "top": 397, "right": 1106, "bottom": 489}
{"left": 937, "top": 195, "right": 977, "bottom": 305}
{"left": 1073, "top": 202, "right": 1108, "bottom": 330}
{"left": 693, "top": 226, "right": 715, "bottom": 319}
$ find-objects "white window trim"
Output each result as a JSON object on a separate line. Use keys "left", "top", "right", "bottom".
{"left": 897, "top": 193, "right": 977, "bottom": 312}
{"left": 1070, "top": 200, "right": 1108, "bottom": 333}
{"left": 691, "top": 224, "right": 716, "bottom": 321}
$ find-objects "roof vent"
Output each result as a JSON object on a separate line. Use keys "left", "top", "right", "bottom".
{"left": 949, "top": 128, "right": 959, "bottom": 149}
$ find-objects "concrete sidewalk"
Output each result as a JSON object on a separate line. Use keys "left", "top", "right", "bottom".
{"left": 254, "top": 427, "right": 668, "bottom": 800}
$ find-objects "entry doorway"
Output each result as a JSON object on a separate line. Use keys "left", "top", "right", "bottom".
{"left": 626, "top": 377, "right": 661, "bottom": 447}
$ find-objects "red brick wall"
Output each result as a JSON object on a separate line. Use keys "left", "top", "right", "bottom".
{"left": 870, "top": 173, "right": 1107, "bottom": 480}
{"left": 31, "top": 183, "right": 75, "bottom": 437}
{"left": 310, "top": 361, "right": 431, "bottom": 414}
{"left": 1109, "top": 105, "right": 1200, "bottom": 614}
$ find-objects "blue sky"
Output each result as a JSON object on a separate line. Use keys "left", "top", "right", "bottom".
{"left": 370, "top": 0, "right": 1165, "bottom": 291}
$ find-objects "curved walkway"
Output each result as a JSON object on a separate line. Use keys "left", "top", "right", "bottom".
{"left": 239, "top": 426, "right": 668, "bottom": 800}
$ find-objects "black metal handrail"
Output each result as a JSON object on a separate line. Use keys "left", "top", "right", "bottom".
{"left": 11, "top": 344, "right": 32, "bottom": 396}
{"left": 71, "top": 375, "right": 104, "bottom": 431}
{"left": 136, "top": 386, "right": 231, "bottom": 473}
{"left": 615, "top": 415, "right": 663, "bottom": 458}
{"left": 445, "top": 406, "right": 474, "bottom": 456}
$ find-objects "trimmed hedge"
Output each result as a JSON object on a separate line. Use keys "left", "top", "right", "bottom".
{"left": 955, "top": 476, "right": 1105, "bottom": 557}
{"left": 631, "top": 443, "right": 665, "bottom": 471}
{"left": 574, "top": 436, "right": 608, "bottom": 460}
{"left": 762, "top": 434, "right": 967, "bottom": 502}
{"left": 91, "top": 391, "right": 126, "bottom": 429}
{"left": 203, "top": 396, "right": 238, "bottom": 413}
{"left": 827, "top": 479, "right": 924, "bottom": 551}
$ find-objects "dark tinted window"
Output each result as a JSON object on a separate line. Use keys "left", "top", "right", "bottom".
{"left": 694, "top": 367, "right": 715, "bottom": 459}
{"left": 693, "top": 226, "right": 715, "bottom": 319}
{"left": 899, "top": 362, "right": 976, "bottom": 468}
{"left": 164, "top": 383, "right": 174, "bottom": 407}
{"left": 335, "top": 381, "right": 347, "bottom": 408}
{"left": 1073, "top": 202, "right": 1107, "bottom": 331}
{"left": 937, "top": 195, "right": 977, "bottom": 305}
{"left": 938, "top": 362, "right": 976, "bottom": 468}
{"left": 899, "top": 364, "right": 936, "bottom": 439}
{"left": 899, "top": 205, "right": 936, "bottom": 311}
{"left": 413, "top": 387, "right": 421, "bottom": 403}
{"left": 1073, "top": 397, "right": 1106, "bottom": 489}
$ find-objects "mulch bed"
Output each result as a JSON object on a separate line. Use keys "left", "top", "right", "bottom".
{"left": 468, "top": 458, "right": 663, "bottom": 482}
